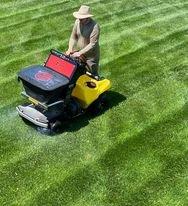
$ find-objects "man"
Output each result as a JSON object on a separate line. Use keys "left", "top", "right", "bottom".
{"left": 66, "top": 5, "right": 100, "bottom": 78}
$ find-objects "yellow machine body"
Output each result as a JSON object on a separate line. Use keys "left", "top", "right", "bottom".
{"left": 71, "top": 74, "right": 111, "bottom": 109}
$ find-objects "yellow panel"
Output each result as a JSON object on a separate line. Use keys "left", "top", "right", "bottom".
{"left": 72, "top": 74, "right": 111, "bottom": 108}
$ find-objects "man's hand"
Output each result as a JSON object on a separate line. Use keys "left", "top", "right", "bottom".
{"left": 71, "top": 51, "right": 81, "bottom": 58}
{"left": 65, "top": 49, "right": 73, "bottom": 55}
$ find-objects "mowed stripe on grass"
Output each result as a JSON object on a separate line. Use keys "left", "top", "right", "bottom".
{"left": 0, "top": 0, "right": 187, "bottom": 205}
{"left": 0, "top": 1, "right": 187, "bottom": 79}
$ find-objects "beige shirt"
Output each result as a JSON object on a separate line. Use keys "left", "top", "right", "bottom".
{"left": 68, "top": 18, "right": 100, "bottom": 65}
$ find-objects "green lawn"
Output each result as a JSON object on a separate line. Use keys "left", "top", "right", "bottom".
{"left": 0, "top": 0, "right": 187, "bottom": 205}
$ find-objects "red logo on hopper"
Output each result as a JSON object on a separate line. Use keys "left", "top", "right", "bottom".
{"left": 35, "top": 71, "right": 52, "bottom": 81}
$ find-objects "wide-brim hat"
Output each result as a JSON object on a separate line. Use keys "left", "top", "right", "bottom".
{"left": 73, "top": 5, "right": 93, "bottom": 19}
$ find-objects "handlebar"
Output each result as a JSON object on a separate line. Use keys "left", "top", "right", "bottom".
{"left": 50, "top": 49, "right": 90, "bottom": 70}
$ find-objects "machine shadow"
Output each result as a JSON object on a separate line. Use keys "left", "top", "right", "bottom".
{"left": 60, "top": 91, "right": 127, "bottom": 134}
{"left": 22, "top": 91, "right": 126, "bottom": 135}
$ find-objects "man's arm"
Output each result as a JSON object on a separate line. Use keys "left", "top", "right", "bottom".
{"left": 79, "top": 23, "right": 100, "bottom": 55}
{"left": 67, "top": 20, "right": 78, "bottom": 53}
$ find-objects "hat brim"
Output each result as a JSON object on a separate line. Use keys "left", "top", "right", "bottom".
{"left": 73, "top": 12, "right": 93, "bottom": 19}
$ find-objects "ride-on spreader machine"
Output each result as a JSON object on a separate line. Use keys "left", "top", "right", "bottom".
{"left": 16, "top": 50, "right": 111, "bottom": 132}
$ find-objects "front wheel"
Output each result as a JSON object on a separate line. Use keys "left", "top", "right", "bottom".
{"left": 49, "top": 120, "right": 62, "bottom": 133}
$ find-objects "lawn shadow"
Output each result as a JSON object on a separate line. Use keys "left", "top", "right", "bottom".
{"left": 19, "top": 91, "right": 126, "bottom": 135}
{"left": 61, "top": 91, "right": 127, "bottom": 133}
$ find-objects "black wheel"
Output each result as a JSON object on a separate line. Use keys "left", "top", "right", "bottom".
{"left": 49, "top": 120, "right": 62, "bottom": 132}
{"left": 89, "top": 92, "right": 107, "bottom": 115}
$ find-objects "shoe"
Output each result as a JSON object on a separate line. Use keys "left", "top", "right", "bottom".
{"left": 86, "top": 71, "right": 100, "bottom": 80}
{"left": 94, "top": 75, "right": 100, "bottom": 80}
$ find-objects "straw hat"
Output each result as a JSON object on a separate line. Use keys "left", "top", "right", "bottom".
{"left": 73, "top": 5, "right": 93, "bottom": 19}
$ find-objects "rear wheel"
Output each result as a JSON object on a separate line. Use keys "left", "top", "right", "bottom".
{"left": 89, "top": 92, "right": 107, "bottom": 115}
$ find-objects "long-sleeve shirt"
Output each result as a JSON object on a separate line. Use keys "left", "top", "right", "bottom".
{"left": 68, "top": 18, "right": 100, "bottom": 66}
